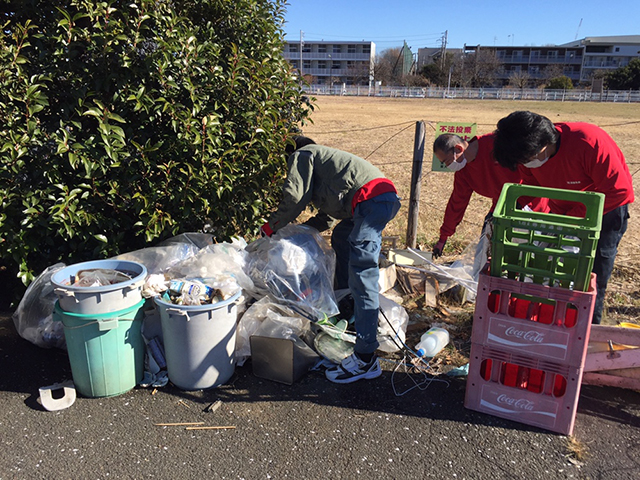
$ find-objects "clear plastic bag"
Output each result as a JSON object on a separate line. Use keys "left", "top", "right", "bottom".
{"left": 165, "top": 238, "right": 254, "bottom": 297}
{"left": 245, "top": 225, "right": 339, "bottom": 320}
{"left": 235, "top": 296, "right": 303, "bottom": 366}
{"left": 316, "top": 289, "right": 409, "bottom": 353}
{"left": 12, "top": 263, "right": 67, "bottom": 349}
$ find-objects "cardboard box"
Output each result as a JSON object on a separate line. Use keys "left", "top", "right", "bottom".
{"left": 250, "top": 335, "right": 320, "bottom": 385}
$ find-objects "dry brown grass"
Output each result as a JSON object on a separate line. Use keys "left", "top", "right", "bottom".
{"left": 302, "top": 96, "right": 640, "bottom": 324}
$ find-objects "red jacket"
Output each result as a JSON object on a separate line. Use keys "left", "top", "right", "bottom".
{"left": 518, "top": 123, "right": 635, "bottom": 216}
{"left": 439, "top": 133, "right": 523, "bottom": 242}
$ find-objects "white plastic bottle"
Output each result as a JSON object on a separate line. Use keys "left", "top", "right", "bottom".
{"left": 415, "top": 327, "right": 450, "bottom": 358}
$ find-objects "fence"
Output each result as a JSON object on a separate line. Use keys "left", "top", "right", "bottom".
{"left": 304, "top": 84, "right": 640, "bottom": 103}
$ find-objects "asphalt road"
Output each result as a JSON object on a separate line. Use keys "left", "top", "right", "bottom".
{"left": 1, "top": 312, "right": 640, "bottom": 480}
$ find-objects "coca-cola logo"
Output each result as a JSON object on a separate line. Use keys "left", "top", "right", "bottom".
{"left": 505, "top": 326, "right": 544, "bottom": 343}
{"left": 497, "top": 394, "right": 534, "bottom": 411}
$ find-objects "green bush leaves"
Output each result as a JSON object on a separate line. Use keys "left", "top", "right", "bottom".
{"left": 1, "top": 0, "right": 312, "bottom": 287}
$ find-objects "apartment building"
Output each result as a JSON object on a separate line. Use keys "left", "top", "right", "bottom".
{"left": 559, "top": 35, "right": 640, "bottom": 82}
{"left": 462, "top": 44, "right": 584, "bottom": 86}
{"left": 282, "top": 40, "right": 375, "bottom": 86}
{"left": 421, "top": 35, "right": 640, "bottom": 87}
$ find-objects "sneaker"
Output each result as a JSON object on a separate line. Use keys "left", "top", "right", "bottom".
{"left": 325, "top": 353, "right": 382, "bottom": 384}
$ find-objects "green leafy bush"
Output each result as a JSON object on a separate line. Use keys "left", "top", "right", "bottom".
{"left": 0, "top": 0, "right": 312, "bottom": 295}
{"left": 605, "top": 58, "right": 640, "bottom": 90}
{"left": 545, "top": 75, "right": 574, "bottom": 90}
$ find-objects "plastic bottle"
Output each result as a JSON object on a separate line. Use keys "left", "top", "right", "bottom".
{"left": 168, "top": 279, "right": 215, "bottom": 302}
{"left": 415, "top": 327, "right": 450, "bottom": 358}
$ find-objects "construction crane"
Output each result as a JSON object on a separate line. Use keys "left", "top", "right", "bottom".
{"left": 574, "top": 18, "right": 583, "bottom": 41}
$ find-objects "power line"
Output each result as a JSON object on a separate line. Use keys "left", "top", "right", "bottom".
{"left": 292, "top": 31, "right": 443, "bottom": 41}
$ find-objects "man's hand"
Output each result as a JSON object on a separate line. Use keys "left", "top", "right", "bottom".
{"left": 433, "top": 240, "right": 446, "bottom": 259}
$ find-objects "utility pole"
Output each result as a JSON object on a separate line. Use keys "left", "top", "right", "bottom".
{"left": 299, "top": 30, "right": 304, "bottom": 80}
{"left": 440, "top": 30, "right": 448, "bottom": 70}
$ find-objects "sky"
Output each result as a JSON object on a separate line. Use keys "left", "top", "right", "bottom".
{"left": 282, "top": 0, "right": 640, "bottom": 53}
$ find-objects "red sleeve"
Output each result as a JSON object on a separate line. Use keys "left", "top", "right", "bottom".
{"left": 439, "top": 171, "right": 474, "bottom": 242}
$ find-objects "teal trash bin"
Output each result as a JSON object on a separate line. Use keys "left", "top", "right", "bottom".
{"left": 154, "top": 290, "right": 240, "bottom": 390}
{"left": 54, "top": 299, "right": 146, "bottom": 398}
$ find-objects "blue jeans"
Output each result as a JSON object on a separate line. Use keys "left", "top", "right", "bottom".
{"left": 591, "top": 204, "right": 629, "bottom": 324}
{"left": 331, "top": 192, "right": 401, "bottom": 355}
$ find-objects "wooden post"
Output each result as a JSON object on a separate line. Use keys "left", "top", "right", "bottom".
{"left": 405, "top": 121, "right": 425, "bottom": 248}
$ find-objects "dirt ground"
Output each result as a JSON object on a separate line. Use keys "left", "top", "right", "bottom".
{"left": 303, "top": 95, "right": 640, "bottom": 328}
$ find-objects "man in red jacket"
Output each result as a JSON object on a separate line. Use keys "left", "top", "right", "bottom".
{"left": 493, "top": 111, "right": 635, "bottom": 324}
{"left": 432, "top": 133, "right": 525, "bottom": 273}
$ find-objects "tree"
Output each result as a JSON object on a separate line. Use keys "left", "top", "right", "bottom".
{"left": 0, "top": 0, "right": 312, "bottom": 297}
{"left": 605, "top": 58, "right": 640, "bottom": 90}
{"left": 456, "top": 49, "right": 501, "bottom": 88}
{"left": 374, "top": 47, "right": 402, "bottom": 85}
{"left": 546, "top": 76, "right": 574, "bottom": 90}
{"left": 420, "top": 63, "right": 444, "bottom": 85}
{"left": 345, "top": 62, "right": 371, "bottom": 86}
{"left": 508, "top": 70, "right": 531, "bottom": 89}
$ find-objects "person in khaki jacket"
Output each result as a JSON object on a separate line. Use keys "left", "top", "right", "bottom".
{"left": 262, "top": 136, "right": 401, "bottom": 383}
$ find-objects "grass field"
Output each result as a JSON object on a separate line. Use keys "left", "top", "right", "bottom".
{"left": 302, "top": 95, "right": 640, "bottom": 323}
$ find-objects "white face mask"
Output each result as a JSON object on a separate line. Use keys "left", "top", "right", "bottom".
{"left": 523, "top": 156, "right": 549, "bottom": 169}
{"left": 446, "top": 156, "right": 467, "bottom": 172}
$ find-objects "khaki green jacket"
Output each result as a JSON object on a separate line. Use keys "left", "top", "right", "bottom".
{"left": 267, "top": 145, "right": 386, "bottom": 233}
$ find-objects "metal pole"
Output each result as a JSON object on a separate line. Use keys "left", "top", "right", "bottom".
{"left": 406, "top": 121, "right": 425, "bottom": 248}
{"left": 328, "top": 54, "right": 332, "bottom": 94}
{"left": 299, "top": 30, "right": 303, "bottom": 80}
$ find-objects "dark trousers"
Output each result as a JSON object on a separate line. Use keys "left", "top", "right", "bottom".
{"left": 591, "top": 204, "right": 629, "bottom": 324}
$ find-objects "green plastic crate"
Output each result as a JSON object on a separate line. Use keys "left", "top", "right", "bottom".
{"left": 490, "top": 183, "right": 604, "bottom": 291}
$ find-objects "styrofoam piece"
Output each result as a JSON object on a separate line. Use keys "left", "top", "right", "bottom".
{"left": 387, "top": 248, "right": 432, "bottom": 266}
{"left": 472, "top": 270, "right": 595, "bottom": 366}
{"left": 39, "top": 381, "right": 76, "bottom": 411}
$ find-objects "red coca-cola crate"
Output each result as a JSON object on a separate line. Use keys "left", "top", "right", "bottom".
{"left": 471, "top": 270, "right": 596, "bottom": 366}
{"left": 464, "top": 343, "right": 585, "bottom": 435}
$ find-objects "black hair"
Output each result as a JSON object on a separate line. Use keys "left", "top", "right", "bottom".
{"left": 433, "top": 133, "right": 464, "bottom": 153}
{"left": 492, "top": 111, "right": 559, "bottom": 170}
{"left": 285, "top": 135, "right": 316, "bottom": 156}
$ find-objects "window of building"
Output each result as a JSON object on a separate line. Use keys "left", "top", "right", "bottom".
{"left": 615, "top": 47, "right": 620, "bottom": 52}
{"left": 332, "top": 61, "right": 340, "bottom": 69}
{"left": 303, "top": 60, "right": 311, "bottom": 69}
{"left": 548, "top": 50, "right": 557, "bottom": 58}
{"left": 333, "top": 45, "right": 341, "bottom": 53}
{"left": 318, "top": 45, "right": 326, "bottom": 53}
{"left": 289, "top": 44, "right": 299, "bottom": 53}
{"left": 291, "top": 60, "right": 298, "bottom": 69}
{"left": 363, "top": 45, "right": 370, "bottom": 54}
{"left": 302, "top": 45, "right": 311, "bottom": 53}
{"left": 347, "top": 44, "right": 356, "bottom": 53}
{"left": 318, "top": 61, "right": 326, "bottom": 69}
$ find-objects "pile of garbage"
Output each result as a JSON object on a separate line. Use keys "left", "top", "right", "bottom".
{"left": 12, "top": 226, "right": 408, "bottom": 368}
{"left": 12, "top": 223, "right": 477, "bottom": 386}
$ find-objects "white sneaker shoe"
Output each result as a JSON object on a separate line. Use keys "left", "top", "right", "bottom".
{"left": 325, "top": 353, "right": 382, "bottom": 384}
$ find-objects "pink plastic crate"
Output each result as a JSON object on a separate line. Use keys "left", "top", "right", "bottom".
{"left": 464, "top": 343, "right": 585, "bottom": 435}
{"left": 471, "top": 270, "right": 596, "bottom": 366}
